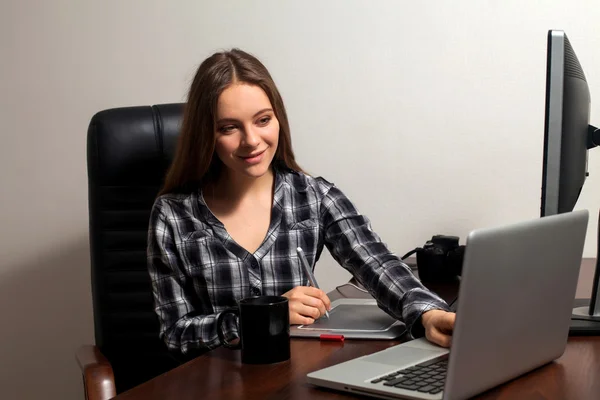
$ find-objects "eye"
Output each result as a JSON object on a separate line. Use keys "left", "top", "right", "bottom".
{"left": 257, "top": 116, "right": 271, "bottom": 126}
{"left": 218, "top": 125, "right": 237, "bottom": 134}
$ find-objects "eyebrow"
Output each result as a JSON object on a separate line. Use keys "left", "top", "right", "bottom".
{"left": 216, "top": 108, "right": 273, "bottom": 124}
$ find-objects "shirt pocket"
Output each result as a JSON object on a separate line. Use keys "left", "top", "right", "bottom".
{"left": 289, "top": 217, "right": 318, "bottom": 231}
{"left": 177, "top": 235, "right": 247, "bottom": 309}
{"left": 287, "top": 217, "right": 319, "bottom": 255}
{"left": 177, "top": 234, "right": 214, "bottom": 275}
{"left": 267, "top": 218, "right": 320, "bottom": 290}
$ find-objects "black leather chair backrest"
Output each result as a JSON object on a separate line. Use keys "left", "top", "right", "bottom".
{"left": 87, "top": 103, "right": 184, "bottom": 393}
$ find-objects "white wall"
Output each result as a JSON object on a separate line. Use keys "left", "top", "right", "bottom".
{"left": 2, "top": 1, "right": 600, "bottom": 398}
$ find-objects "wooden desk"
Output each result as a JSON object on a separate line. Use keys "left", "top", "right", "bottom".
{"left": 113, "top": 260, "right": 600, "bottom": 400}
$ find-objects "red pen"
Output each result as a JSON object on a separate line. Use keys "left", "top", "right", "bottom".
{"left": 320, "top": 334, "right": 345, "bottom": 342}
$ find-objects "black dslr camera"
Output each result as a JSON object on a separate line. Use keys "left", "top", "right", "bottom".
{"left": 413, "top": 235, "right": 465, "bottom": 283}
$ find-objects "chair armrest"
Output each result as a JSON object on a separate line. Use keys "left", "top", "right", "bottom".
{"left": 76, "top": 345, "right": 117, "bottom": 400}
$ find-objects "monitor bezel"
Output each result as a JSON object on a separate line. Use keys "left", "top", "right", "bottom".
{"left": 541, "top": 30, "right": 566, "bottom": 218}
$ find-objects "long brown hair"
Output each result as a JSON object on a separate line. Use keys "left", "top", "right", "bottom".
{"left": 159, "top": 48, "right": 303, "bottom": 195}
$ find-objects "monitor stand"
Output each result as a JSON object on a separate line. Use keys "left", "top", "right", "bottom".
{"left": 571, "top": 299, "right": 600, "bottom": 335}
{"left": 570, "top": 219, "right": 600, "bottom": 336}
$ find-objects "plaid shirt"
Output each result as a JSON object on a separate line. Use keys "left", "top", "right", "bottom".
{"left": 147, "top": 168, "right": 449, "bottom": 354}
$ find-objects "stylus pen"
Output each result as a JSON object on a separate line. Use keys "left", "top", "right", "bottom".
{"left": 296, "top": 246, "right": 330, "bottom": 319}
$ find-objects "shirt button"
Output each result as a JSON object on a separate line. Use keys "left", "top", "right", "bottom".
{"left": 250, "top": 259, "right": 259, "bottom": 269}
{"left": 251, "top": 287, "right": 261, "bottom": 296}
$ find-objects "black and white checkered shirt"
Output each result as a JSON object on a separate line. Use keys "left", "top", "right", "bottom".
{"left": 147, "top": 168, "right": 449, "bottom": 354}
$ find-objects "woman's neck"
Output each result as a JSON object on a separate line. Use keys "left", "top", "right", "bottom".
{"left": 211, "top": 167, "right": 275, "bottom": 203}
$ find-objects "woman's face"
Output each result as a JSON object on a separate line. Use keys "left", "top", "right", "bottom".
{"left": 214, "top": 83, "right": 280, "bottom": 180}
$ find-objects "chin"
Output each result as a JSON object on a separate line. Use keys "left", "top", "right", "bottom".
{"left": 243, "top": 164, "right": 272, "bottom": 179}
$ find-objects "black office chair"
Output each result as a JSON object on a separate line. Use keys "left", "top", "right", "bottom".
{"left": 77, "top": 103, "right": 186, "bottom": 399}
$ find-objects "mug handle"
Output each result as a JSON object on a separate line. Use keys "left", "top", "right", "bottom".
{"left": 216, "top": 308, "right": 240, "bottom": 349}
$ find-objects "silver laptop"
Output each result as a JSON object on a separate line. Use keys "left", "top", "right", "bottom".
{"left": 307, "top": 210, "right": 588, "bottom": 400}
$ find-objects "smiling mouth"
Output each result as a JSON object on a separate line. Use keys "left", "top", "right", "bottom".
{"left": 239, "top": 149, "right": 266, "bottom": 159}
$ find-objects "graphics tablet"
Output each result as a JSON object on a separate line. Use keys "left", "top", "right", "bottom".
{"left": 290, "top": 298, "right": 406, "bottom": 340}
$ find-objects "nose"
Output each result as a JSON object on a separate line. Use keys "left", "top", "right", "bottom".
{"left": 242, "top": 125, "right": 260, "bottom": 147}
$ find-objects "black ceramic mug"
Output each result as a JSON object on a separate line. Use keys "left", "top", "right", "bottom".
{"left": 216, "top": 295, "right": 291, "bottom": 364}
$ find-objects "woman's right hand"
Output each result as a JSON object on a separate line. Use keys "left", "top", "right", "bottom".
{"left": 282, "top": 286, "right": 332, "bottom": 325}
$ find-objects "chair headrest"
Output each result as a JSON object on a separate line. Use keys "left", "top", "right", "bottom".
{"left": 87, "top": 103, "right": 184, "bottom": 187}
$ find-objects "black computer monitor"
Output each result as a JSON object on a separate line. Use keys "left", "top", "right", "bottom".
{"left": 541, "top": 30, "right": 600, "bottom": 334}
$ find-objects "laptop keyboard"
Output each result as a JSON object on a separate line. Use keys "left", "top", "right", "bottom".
{"left": 369, "top": 355, "right": 448, "bottom": 395}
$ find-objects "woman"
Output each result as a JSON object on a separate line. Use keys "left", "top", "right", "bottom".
{"left": 147, "top": 49, "right": 455, "bottom": 356}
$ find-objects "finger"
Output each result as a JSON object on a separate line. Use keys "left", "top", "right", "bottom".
{"left": 301, "top": 287, "right": 332, "bottom": 311}
{"left": 284, "top": 285, "right": 318, "bottom": 298}
{"left": 426, "top": 328, "right": 452, "bottom": 348}
{"left": 284, "top": 286, "right": 310, "bottom": 299}
{"left": 438, "top": 313, "right": 456, "bottom": 332}
{"left": 320, "top": 292, "right": 332, "bottom": 311}
{"left": 288, "top": 297, "right": 321, "bottom": 319}
{"left": 300, "top": 294, "right": 327, "bottom": 317}
{"left": 281, "top": 288, "right": 297, "bottom": 299}
{"left": 289, "top": 309, "right": 315, "bottom": 325}
{"left": 300, "top": 286, "right": 325, "bottom": 298}
{"left": 294, "top": 315, "right": 315, "bottom": 325}
{"left": 295, "top": 303, "right": 322, "bottom": 320}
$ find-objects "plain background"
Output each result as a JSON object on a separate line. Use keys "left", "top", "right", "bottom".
{"left": 2, "top": 1, "right": 600, "bottom": 399}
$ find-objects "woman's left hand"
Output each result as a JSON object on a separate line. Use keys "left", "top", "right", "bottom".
{"left": 421, "top": 310, "right": 456, "bottom": 348}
